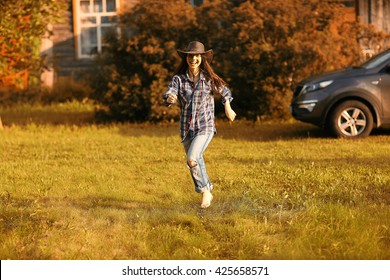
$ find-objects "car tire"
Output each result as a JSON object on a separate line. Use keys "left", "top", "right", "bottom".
{"left": 328, "top": 100, "right": 373, "bottom": 138}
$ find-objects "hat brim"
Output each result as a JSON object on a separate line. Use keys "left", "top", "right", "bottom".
{"left": 177, "top": 49, "right": 213, "bottom": 63}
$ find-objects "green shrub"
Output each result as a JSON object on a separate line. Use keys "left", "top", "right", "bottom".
{"left": 0, "top": 78, "right": 93, "bottom": 107}
{"left": 0, "top": 0, "right": 66, "bottom": 89}
{"left": 51, "top": 77, "right": 94, "bottom": 103}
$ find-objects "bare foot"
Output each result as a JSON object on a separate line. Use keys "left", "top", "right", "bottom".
{"left": 201, "top": 191, "right": 213, "bottom": 208}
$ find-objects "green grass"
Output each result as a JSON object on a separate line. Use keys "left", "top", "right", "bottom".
{"left": 0, "top": 103, "right": 389, "bottom": 260}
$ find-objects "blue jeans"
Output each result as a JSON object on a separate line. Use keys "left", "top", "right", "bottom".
{"left": 182, "top": 132, "right": 214, "bottom": 193}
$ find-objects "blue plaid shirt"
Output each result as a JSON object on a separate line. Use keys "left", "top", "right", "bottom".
{"left": 163, "top": 71, "right": 233, "bottom": 142}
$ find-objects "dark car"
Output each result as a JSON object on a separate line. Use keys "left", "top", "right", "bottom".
{"left": 290, "top": 49, "right": 390, "bottom": 138}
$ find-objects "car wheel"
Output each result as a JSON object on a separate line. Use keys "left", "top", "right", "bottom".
{"left": 328, "top": 100, "right": 373, "bottom": 138}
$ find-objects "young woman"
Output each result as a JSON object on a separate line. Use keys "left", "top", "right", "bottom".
{"left": 163, "top": 41, "right": 236, "bottom": 208}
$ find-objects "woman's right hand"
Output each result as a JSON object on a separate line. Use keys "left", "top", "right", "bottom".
{"left": 167, "top": 94, "right": 177, "bottom": 104}
{"left": 224, "top": 100, "right": 236, "bottom": 122}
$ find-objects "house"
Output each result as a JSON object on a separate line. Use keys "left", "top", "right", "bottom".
{"left": 41, "top": 0, "right": 390, "bottom": 87}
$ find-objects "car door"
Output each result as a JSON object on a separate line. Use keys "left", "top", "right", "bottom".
{"left": 380, "top": 64, "right": 390, "bottom": 122}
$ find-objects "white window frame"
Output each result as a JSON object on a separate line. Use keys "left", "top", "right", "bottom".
{"left": 73, "top": 0, "right": 120, "bottom": 59}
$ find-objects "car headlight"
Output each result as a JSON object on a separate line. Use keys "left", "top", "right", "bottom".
{"left": 302, "top": 80, "right": 333, "bottom": 94}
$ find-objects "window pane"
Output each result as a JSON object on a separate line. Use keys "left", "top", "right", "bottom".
{"left": 94, "top": 0, "right": 102, "bottom": 12}
{"left": 106, "top": 0, "right": 116, "bottom": 12}
{"left": 101, "top": 26, "right": 116, "bottom": 44}
{"left": 80, "top": 0, "right": 90, "bottom": 13}
{"left": 81, "top": 17, "right": 97, "bottom": 24}
{"left": 192, "top": 0, "right": 203, "bottom": 6}
{"left": 342, "top": 0, "right": 354, "bottom": 7}
{"left": 81, "top": 46, "right": 97, "bottom": 55}
{"left": 81, "top": 27, "right": 97, "bottom": 46}
{"left": 101, "top": 16, "right": 117, "bottom": 24}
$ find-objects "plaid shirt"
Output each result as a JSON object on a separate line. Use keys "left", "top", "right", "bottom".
{"left": 163, "top": 71, "right": 233, "bottom": 142}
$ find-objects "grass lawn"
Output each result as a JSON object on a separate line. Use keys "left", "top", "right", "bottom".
{"left": 0, "top": 103, "right": 389, "bottom": 259}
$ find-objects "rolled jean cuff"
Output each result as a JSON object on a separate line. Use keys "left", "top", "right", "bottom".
{"left": 196, "top": 183, "right": 213, "bottom": 194}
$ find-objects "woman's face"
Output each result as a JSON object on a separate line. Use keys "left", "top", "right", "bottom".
{"left": 186, "top": 53, "right": 202, "bottom": 72}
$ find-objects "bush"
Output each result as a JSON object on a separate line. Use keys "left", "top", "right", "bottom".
{"left": 0, "top": 78, "right": 93, "bottom": 107}
{"left": 0, "top": 87, "right": 48, "bottom": 106}
{"left": 51, "top": 77, "right": 94, "bottom": 103}
{"left": 224, "top": 0, "right": 366, "bottom": 119}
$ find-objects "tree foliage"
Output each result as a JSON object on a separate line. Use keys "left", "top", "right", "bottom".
{"left": 225, "top": 0, "right": 364, "bottom": 119}
{"left": 0, "top": 0, "right": 66, "bottom": 89}
{"left": 93, "top": 0, "right": 388, "bottom": 121}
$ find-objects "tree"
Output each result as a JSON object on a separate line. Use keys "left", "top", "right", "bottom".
{"left": 0, "top": 0, "right": 66, "bottom": 89}
{"left": 226, "top": 0, "right": 363, "bottom": 119}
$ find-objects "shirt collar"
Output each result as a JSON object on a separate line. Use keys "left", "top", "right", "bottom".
{"left": 185, "top": 70, "right": 206, "bottom": 82}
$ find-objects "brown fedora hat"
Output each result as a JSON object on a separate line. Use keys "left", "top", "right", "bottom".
{"left": 177, "top": 41, "right": 213, "bottom": 63}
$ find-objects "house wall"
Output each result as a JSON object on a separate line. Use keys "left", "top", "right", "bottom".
{"left": 52, "top": 1, "right": 91, "bottom": 79}
{"left": 356, "top": 0, "right": 390, "bottom": 33}
{"left": 355, "top": 0, "right": 390, "bottom": 56}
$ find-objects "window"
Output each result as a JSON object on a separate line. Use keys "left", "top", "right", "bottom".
{"left": 341, "top": 0, "right": 354, "bottom": 8}
{"left": 74, "top": 0, "right": 120, "bottom": 59}
{"left": 191, "top": 0, "right": 204, "bottom": 7}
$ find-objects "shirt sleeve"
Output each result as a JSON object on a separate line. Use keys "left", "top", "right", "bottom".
{"left": 162, "top": 76, "right": 180, "bottom": 107}
{"left": 218, "top": 85, "right": 233, "bottom": 105}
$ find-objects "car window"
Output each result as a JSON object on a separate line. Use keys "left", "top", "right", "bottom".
{"left": 360, "top": 50, "right": 390, "bottom": 69}
{"left": 385, "top": 64, "right": 390, "bottom": 74}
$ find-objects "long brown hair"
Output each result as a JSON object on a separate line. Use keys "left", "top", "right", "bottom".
{"left": 174, "top": 54, "right": 227, "bottom": 93}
